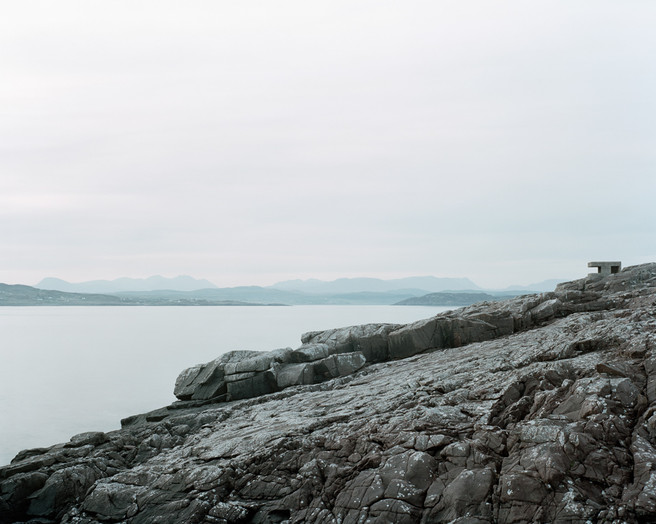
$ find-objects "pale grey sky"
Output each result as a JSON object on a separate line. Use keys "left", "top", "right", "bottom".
{"left": 1, "top": 1, "right": 654, "bottom": 288}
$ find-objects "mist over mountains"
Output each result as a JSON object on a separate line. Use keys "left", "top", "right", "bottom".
{"left": 37, "top": 275, "right": 218, "bottom": 294}
{"left": 270, "top": 276, "right": 480, "bottom": 294}
{"left": 22, "top": 275, "right": 567, "bottom": 306}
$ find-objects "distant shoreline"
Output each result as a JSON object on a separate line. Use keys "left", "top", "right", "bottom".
{"left": 1, "top": 280, "right": 545, "bottom": 308}
{"left": 0, "top": 283, "right": 286, "bottom": 307}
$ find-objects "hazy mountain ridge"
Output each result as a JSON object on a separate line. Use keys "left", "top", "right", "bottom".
{"left": 20, "top": 275, "right": 566, "bottom": 306}
{"left": 0, "top": 283, "right": 125, "bottom": 306}
{"left": 116, "top": 288, "right": 419, "bottom": 306}
{"left": 116, "top": 286, "right": 315, "bottom": 305}
{"left": 270, "top": 276, "right": 481, "bottom": 293}
{"left": 0, "top": 284, "right": 277, "bottom": 307}
{"left": 36, "top": 275, "right": 218, "bottom": 294}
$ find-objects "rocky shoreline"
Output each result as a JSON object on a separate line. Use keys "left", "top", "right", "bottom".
{"left": 2, "top": 263, "right": 656, "bottom": 523}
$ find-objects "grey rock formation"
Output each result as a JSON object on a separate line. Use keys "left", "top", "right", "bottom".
{"left": 172, "top": 323, "right": 402, "bottom": 403}
{"left": 3, "top": 263, "right": 656, "bottom": 523}
{"left": 301, "top": 323, "right": 402, "bottom": 363}
{"left": 173, "top": 350, "right": 262, "bottom": 401}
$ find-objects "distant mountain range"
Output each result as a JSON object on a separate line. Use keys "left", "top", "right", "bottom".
{"left": 270, "top": 276, "right": 481, "bottom": 294}
{"left": 0, "top": 283, "right": 277, "bottom": 307}
{"left": 37, "top": 275, "right": 218, "bottom": 294}
{"left": 115, "top": 288, "right": 422, "bottom": 306}
{"left": 9, "top": 275, "right": 567, "bottom": 307}
{"left": 0, "top": 284, "right": 126, "bottom": 306}
{"left": 36, "top": 275, "right": 482, "bottom": 295}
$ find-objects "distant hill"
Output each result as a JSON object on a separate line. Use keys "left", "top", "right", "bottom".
{"left": 115, "top": 288, "right": 418, "bottom": 306}
{"left": 0, "top": 283, "right": 279, "bottom": 307}
{"left": 115, "top": 286, "right": 313, "bottom": 305}
{"left": 395, "top": 292, "right": 499, "bottom": 306}
{"left": 22, "top": 274, "right": 565, "bottom": 306}
{"left": 0, "top": 283, "right": 125, "bottom": 306}
{"left": 270, "top": 276, "right": 480, "bottom": 294}
{"left": 36, "top": 275, "right": 218, "bottom": 294}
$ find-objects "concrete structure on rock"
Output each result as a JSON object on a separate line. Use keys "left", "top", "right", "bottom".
{"left": 588, "top": 261, "right": 621, "bottom": 277}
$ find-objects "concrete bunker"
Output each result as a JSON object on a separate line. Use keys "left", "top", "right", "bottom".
{"left": 588, "top": 261, "right": 621, "bottom": 277}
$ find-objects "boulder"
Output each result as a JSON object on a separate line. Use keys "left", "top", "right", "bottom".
{"left": 173, "top": 350, "right": 262, "bottom": 401}
{"left": 301, "top": 323, "right": 402, "bottom": 363}
{"left": 289, "top": 343, "right": 333, "bottom": 363}
{"left": 312, "top": 352, "right": 367, "bottom": 381}
{"left": 388, "top": 314, "right": 513, "bottom": 359}
{"left": 226, "top": 370, "right": 278, "bottom": 401}
{"left": 275, "top": 363, "right": 315, "bottom": 389}
{"left": 173, "top": 364, "right": 205, "bottom": 400}
{"left": 528, "top": 298, "right": 562, "bottom": 323}
{"left": 223, "top": 354, "right": 274, "bottom": 375}
{"left": 65, "top": 432, "right": 109, "bottom": 448}
{"left": 274, "top": 353, "right": 366, "bottom": 389}
{"left": 223, "top": 348, "right": 293, "bottom": 375}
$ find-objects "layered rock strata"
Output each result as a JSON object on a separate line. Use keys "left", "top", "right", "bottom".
{"left": 172, "top": 324, "right": 402, "bottom": 404}
{"left": 2, "top": 263, "right": 656, "bottom": 523}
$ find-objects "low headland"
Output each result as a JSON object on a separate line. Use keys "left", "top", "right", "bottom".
{"left": 2, "top": 263, "right": 656, "bottom": 522}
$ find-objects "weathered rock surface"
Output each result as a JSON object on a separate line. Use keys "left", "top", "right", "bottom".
{"left": 3, "top": 263, "right": 656, "bottom": 523}
{"left": 172, "top": 323, "right": 403, "bottom": 404}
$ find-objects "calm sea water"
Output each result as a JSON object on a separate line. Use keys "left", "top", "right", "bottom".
{"left": 0, "top": 305, "right": 452, "bottom": 466}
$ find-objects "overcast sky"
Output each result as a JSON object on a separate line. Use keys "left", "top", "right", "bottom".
{"left": 1, "top": 1, "right": 654, "bottom": 289}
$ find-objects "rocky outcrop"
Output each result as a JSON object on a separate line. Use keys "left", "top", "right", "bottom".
{"left": 172, "top": 324, "right": 403, "bottom": 403}
{"left": 2, "top": 263, "right": 656, "bottom": 523}
{"left": 171, "top": 284, "right": 615, "bottom": 403}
